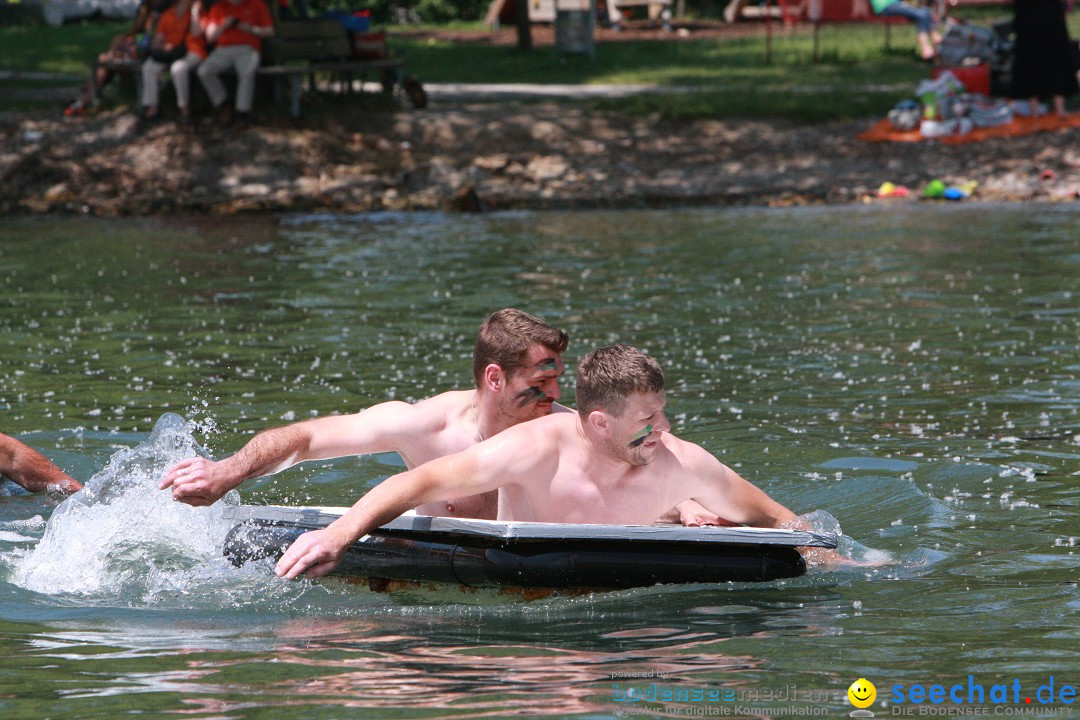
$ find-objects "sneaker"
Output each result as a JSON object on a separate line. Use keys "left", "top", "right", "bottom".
{"left": 63, "top": 100, "right": 85, "bottom": 117}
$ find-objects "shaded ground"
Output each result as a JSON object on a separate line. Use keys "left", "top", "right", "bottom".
{"left": 3, "top": 97, "right": 1077, "bottom": 215}
{"left": 1, "top": 20, "right": 1078, "bottom": 215}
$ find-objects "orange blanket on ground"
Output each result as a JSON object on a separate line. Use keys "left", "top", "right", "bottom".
{"left": 859, "top": 113, "right": 1080, "bottom": 144}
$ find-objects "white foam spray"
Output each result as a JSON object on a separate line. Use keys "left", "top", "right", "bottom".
{"left": 11, "top": 413, "right": 243, "bottom": 603}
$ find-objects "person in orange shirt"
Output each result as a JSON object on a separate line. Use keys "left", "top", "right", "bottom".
{"left": 141, "top": 0, "right": 209, "bottom": 126}
{"left": 196, "top": 0, "right": 274, "bottom": 128}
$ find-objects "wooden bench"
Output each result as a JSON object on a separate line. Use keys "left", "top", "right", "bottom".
{"left": 261, "top": 19, "right": 405, "bottom": 118}
{"left": 91, "top": 18, "right": 406, "bottom": 118}
{"left": 755, "top": 0, "right": 906, "bottom": 63}
{"left": 606, "top": 0, "right": 674, "bottom": 31}
{"left": 805, "top": 0, "right": 906, "bottom": 62}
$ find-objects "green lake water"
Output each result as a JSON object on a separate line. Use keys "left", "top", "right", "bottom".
{"left": 0, "top": 205, "right": 1077, "bottom": 718}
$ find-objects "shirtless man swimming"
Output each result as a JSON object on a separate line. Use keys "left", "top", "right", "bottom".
{"left": 161, "top": 310, "right": 717, "bottom": 524}
{"left": 0, "top": 432, "right": 82, "bottom": 494}
{"left": 274, "top": 344, "right": 800, "bottom": 580}
{"left": 160, "top": 308, "right": 569, "bottom": 518}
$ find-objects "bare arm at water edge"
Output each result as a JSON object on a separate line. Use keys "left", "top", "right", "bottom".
{"left": 161, "top": 401, "right": 444, "bottom": 506}
{"left": 676, "top": 440, "right": 860, "bottom": 567}
{"left": 676, "top": 440, "right": 795, "bottom": 529}
{"left": 0, "top": 433, "right": 82, "bottom": 494}
{"left": 275, "top": 428, "right": 549, "bottom": 580}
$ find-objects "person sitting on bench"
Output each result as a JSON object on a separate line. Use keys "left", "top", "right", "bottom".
{"left": 140, "top": 0, "right": 208, "bottom": 126}
{"left": 870, "top": 0, "right": 941, "bottom": 61}
{"left": 197, "top": 0, "right": 274, "bottom": 129}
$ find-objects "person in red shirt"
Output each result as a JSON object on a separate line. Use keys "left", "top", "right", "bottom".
{"left": 196, "top": 0, "right": 274, "bottom": 128}
{"left": 140, "top": 0, "right": 209, "bottom": 126}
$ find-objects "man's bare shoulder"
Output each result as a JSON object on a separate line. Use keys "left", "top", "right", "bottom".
{"left": 528, "top": 411, "right": 578, "bottom": 433}
{"left": 658, "top": 433, "right": 724, "bottom": 472}
{"left": 329, "top": 390, "right": 470, "bottom": 437}
{"left": 395, "top": 390, "right": 473, "bottom": 432}
{"left": 484, "top": 411, "right": 575, "bottom": 447}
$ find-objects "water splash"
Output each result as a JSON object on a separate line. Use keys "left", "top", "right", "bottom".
{"left": 789, "top": 509, "right": 896, "bottom": 568}
{"left": 10, "top": 413, "right": 243, "bottom": 604}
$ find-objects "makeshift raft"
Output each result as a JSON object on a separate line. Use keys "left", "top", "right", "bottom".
{"left": 222, "top": 505, "right": 838, "bottom": 591}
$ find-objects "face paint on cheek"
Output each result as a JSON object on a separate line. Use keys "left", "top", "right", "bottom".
{"left": 515, "top": 385, "right": 546, "bottom": 408}
{"left": 628, "top": 424, "right": 654, "bottom": 448}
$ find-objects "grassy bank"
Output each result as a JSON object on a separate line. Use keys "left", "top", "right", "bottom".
{"left": 391, "top": 25, "right": 935, "bottom": 122}
{"left": 2, "top": 7, "right": 1072, "bottom": 123}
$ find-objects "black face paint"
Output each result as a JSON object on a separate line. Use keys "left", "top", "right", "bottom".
{"left": 515, "top": 385, "right": 547, "bottom": 408}
{"left": 628, "top": 424, "right": 654, "bottom": 448}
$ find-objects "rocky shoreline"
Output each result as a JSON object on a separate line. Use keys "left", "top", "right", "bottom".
{"left": 2, "top": 98, "right": 1079, "bottom": 216}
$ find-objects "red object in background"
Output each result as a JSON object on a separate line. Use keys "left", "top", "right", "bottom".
{"left": 933, "top": 64, "right": 991, "bottom": 95}
{"left": 351, "top": 31, "right": 386, "bottom": 59}
{"left": 812, "top": 0, "right": 875, "bottom": 21}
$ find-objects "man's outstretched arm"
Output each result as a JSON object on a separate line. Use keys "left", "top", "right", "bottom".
{"left": 0, "top": 433, "right": 82, "bottom": 494}
{"left": 160, "top": 401, "right": 424, "bottom": 506}
{"left": 273, "top": 440, "right": 514, "bottom": 580}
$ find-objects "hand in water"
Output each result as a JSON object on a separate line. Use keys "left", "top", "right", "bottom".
{"left": 782, "top": 511, "right": 892, "bottom": 569}
{"left": 275, "top": 528, "right": 349, "bottom": 580}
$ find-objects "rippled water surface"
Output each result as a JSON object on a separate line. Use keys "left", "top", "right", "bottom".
{"left": 1, "top": 206, "right": 1077, "bottom": 718}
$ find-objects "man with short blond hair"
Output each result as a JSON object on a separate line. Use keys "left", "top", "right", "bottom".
{"left": 274, "top": 344, "right": 799, "bottom": 581}
{"left": 163, "top": 314, "right": 719, "bottom": 527}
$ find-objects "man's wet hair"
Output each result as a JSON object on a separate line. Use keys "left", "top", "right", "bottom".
{"left": 575, "top": 344, "right": 664, "bottom": 418}
{"left": 472, "top": 309, "right": 569, "bottom": 387}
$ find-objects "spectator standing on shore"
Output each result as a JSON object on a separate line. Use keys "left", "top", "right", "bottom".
{"left": 869, "top": 0, "right": 941, "bottom": 61}
{"left": 1010, "top": 0, "right": 1078, "bottom": 117}
{"left": 0, "top": 433, "right": 82, "bottom": 495}
{"left": 141, "top": 0, "right": 209, "bottom": 127}
{"left": 197, "top": 0, "right": 274, "bottom": 129}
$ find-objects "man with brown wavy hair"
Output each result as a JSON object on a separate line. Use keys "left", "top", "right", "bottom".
{"left": 162, "top": 309, "right": 570, "bottom": 519}
{"left": 274, "top": 344, "right": 799, "bottom": 581}
{"left": 0, "top": 433, "right": 82, "bottom": 495}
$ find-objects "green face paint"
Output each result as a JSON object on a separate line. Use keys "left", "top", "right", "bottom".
{"left": 515, "top": 385, "right": 547, "bottom": 408}
{"left": 628, "top": 424, "right": 654, "bottom": 448}
{"left": 536, "top": 358, "right": 558, "bottom": 372}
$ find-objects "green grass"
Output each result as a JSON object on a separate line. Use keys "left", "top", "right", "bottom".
{"left": 390, "top": 27, "right": 924, "bottom": 85}
{"left": 387, "top": 26, "right": 936, "bottom": 121}
{"left": 3, "top": 9, "right": 1077, "bottom": 123}
{"left": 0, "top": 20, "right": 124, "bottom": 75}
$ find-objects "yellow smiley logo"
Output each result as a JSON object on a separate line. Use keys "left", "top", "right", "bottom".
{"left": 848, "top": 678, "right": 876, "bottom": 709}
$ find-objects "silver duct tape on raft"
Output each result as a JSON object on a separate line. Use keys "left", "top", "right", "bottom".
{"left": 221, "top": 505, "right": 839, "bottom": 548}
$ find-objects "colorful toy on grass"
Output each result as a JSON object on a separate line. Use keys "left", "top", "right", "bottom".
{"left": 877, "top": 182, "right": 911, "bottom": 198}
{"left": 922, "top": 179, "right": 977, "bottom": 200}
